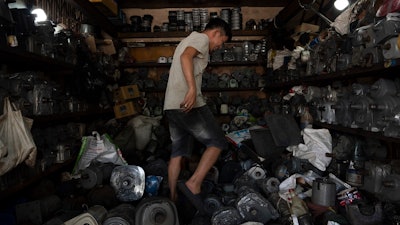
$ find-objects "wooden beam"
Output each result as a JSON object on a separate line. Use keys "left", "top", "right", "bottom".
{"left": 119, "top": 0, "right": 289, "bottom": 9}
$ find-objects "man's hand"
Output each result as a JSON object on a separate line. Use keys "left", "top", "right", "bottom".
{"left": 180, "top": 88, "right": 196, "bottom": 112}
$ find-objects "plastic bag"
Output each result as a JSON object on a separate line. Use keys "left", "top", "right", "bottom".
{"left": 72, "top": 131, "right": 127, "bottom": 175}
{"left": 0, "top": 97, "right": 37, "bottom": 175}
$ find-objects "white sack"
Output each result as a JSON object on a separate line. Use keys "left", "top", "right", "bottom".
{"left": 289, "top": 128, "right": 332, "bottom": 171}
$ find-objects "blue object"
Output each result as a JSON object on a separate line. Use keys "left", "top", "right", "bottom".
{"left": 145, "top": 175, "right": 162, "bottom": 197}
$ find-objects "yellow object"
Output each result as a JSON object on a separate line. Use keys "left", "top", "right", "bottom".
{"left": 89, "top": 0, "right": 118, "bottom": 17}
{"left": 114, "top": 84, "right": 140, "bottom": 101}
{"left": 113, "top": 101, "right": 139, "bottom": 119}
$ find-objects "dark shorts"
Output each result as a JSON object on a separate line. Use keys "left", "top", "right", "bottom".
{"left": 165, "top": 106, "right": 227, "bottom": 158}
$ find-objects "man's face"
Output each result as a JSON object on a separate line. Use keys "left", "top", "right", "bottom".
{"left": 209, "top": 30, "right": 228, "bottom": 52}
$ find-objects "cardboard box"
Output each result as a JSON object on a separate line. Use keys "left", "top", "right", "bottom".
{"left": 113, "top": 101, "right": 139, "bottom": 119}
{"left": 114, "top": 84, "right": 140, "bottom": 101}
{"left": 89, "top": 0, "right": 118, "bottom": 17}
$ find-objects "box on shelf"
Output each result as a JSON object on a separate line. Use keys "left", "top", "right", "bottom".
{"left": 89, "top": 0, "right": 118, "bottom": 17}
{"left": 113, "top": 101, "right": 140, "bottom": 119}
{"left": 114, "top": 84, "right": 140, "bottom": 101}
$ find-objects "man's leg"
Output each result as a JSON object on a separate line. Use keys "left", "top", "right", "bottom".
{"left": 168, "top": 155, "right": 182, "bottom": 202}
{"left": 184, "top": 146, "right": 222, "bottom": 194}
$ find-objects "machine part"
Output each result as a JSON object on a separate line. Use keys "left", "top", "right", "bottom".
{"left": 361, "top": 46, "right": 384, "bottom": 67}
{"left": 81, "top": 163, "right": 115, "bottom": 189}
{"left": 362, "top": 162, "right": 391, "bottom": 194}
{"left": 332, "top": 98, "right": 353, "bottom": 127}
{"left": 370, "top": 78, "right": 397, "bottom": 98}
{"left": 370, "top": 95, "right": 400, "bottom": 131}
{"left": 110, "top": 165, "right": 145, "bottom": 202}
{"left": 235, "top": 189, "right": 279, "bottom": 224}
{"left": 352, "top": 24, "right": 376, "bottom": 48}
{"left": 304, "top": 86, "right": 322, "bottom": 102}
{"left": 87, "top": 205, "right": 108, "bottom": 224}
{"left": 135, "top": 197, "right": 179, "bottom": 225}
{"left": 16, "top": 200, "right": 42, "bottom": 225}
{"left": 383, "top": 37, "right": 400, "bottom": 59}
{"left": 64, "top": 213, "right": 98, "bottom": 225}
{"left": 350, "top": 95, "right": 374, "bottom": 130}
{"left": 336, "top": 53, "right": 353, "bottom": 71}
{"left": 377, "top": 174, "right": 400, "bottom": 202}
{"left": 211, "top": 206, "right": 243, "bottom": 225}
{"left": 245, "top": 165, "right": 266, "bottom": 180}
{"left": 346, "top": 202, "right": 383, "bottom": 225}
{"left": 219, "top": 160, "right": 243, "bottom": 184}
{"left": 373, "top": 13, "right": 400, "bottom": 45}
{"left": 267, "top": 192, "right": 292, "bottom": 225}
{"left": 103, "top": 204, "right": 135, "bottom": 225}
{"left": 256, "top": 177, "right": 280, "bottom": 195}
{"left": 203, "top": 195, "right": 223, "bottom": 217}
{"left": 332, "top": 135, "right": 355, "bottom": 160}
{"left": 318, "top": 101, "right": 336, "bottom": 124}
{"left": 311, "top": 178, "right": 337, "bottom": 207}
{"left": 143, "top": 158, "right": 168, "bottom": 178}
{"left": 87, "top": 185, "right": 120, "bottom": 209}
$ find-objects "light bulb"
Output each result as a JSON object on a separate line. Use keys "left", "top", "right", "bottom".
{"left": 31, "top": 8, "right": 47, "bottom": 22}
{"left": 334, "top": 0, "right": 349, "bottom": 10}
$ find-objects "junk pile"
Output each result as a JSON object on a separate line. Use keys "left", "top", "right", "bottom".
{"left": 2, "top": 109, "right": 399, "bottom": 225}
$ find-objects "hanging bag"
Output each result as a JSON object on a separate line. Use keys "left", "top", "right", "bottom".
{"left": 0, "top": 97, "right": 37, "bottom": 175}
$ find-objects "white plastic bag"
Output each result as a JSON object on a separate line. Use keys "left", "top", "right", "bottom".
{"left": 72, "top": 131, "right": 127, "bottom": 175}
{"left": 0, "top": 97, "right": 37, "bottom": 175}
{"left": 288, "top": 128, "right": 332, "bottom": 171}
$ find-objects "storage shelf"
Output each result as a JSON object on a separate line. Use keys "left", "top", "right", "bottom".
{"left": 265, "top": 60, "right": 400, "bottom": 90}
{"left": 313, "top": 121, "right": 400, "bottom": 144}
{"left": 32, "top": 109, "right": 114, "bottom": 126}
{"left": 144, "top": 87, "right": 263, "bottom": 93}
{"left": 0, "top": 47, "right": 75, "bottom": 72}
{"left": 118, "top": 30, "right": 268, "bottom": 39}
{"left": 119, "top": 0, "right": 288, "bottom": 8}
{"left": 0, "top": 158, "right": 74, "bottom": 200}
{"left": 120, "top": 60, "right": 265, "bottom": 68}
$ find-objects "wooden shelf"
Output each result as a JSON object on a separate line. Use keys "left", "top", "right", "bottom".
{"left": 119, "top": 0, "right": 288, "bottom": 9}
{"left": 32, "top": 109, "right": 114, "bottom": 126}
{"left": 0, "top": 47, "right": 74, "bottom": 72}
{"left": 265, "top": 60, "right": 400, "bottom": 90}
{"left": 118, "top": 30, "right": 268, "bottom": 39}
{"left": 120, "top": 60, "right": 265, "bottom": 68}
{"left": 314, "top": 121, "right": 400, "bottom": 144}
{"left": 143, "top": 87, "right": 262, "bottom": 93}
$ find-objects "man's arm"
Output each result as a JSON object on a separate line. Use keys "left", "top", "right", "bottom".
{"left": 180, "top": 46, "right": 199, "bottom": 112}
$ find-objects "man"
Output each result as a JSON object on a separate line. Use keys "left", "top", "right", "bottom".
{"left": 163, "top": 18, "right": 232, "bottom": 213}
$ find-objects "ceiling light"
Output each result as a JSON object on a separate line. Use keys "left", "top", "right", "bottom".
{"left": 334, "top": 0, "right": 349, "bottom": 10}
{"left": 31, "top": 8, "right": 47, "bottom": 23}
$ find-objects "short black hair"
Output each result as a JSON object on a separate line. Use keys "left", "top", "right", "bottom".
{"left": 204, "top": 18, "right": 232, "bottom": 42}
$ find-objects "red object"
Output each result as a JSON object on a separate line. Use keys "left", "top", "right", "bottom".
{"left": 376, "top": 0, "right": 400, "bottom": 17}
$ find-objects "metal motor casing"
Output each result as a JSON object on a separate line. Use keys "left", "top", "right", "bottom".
{"left": 311, "top": 178, "right": 336, "bottom": 207}
{"left": 211, "top": 206, "right": 243, "bottom": 225}
{"left": 235, "top": 189, "right": 279, "bottom": 224}
{"left": 383, "top": 37, "right": 400, "bottom": 59}
{"left": 80, "top": 163, "right": 115, "bottom": 189}
{"left": 110, "top": 165, "right": 145, "bottom": 202}
{"left": 103, "top": 204, "right": 135, "bottom": 225}
{"left": 135, "top": 197, "right": 179, "bottom": 225}
{"left": 370, "top": 78, "right": 397, "bottom": 99}
{"left": 373, "top": 13, "right": 400, "bottom": 45}
{"left": 370, "top": 95, "right": 400, "bottom": 131}
{"left": 350, "top": 95, "right": 374, "bottom": 130}
{"left": 332, "top": 97, "right": 353, "bottom": 127}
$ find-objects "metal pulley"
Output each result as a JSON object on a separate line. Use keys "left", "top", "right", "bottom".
{"left": 370, "top": 78, "right": 397, "bottom": 99}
